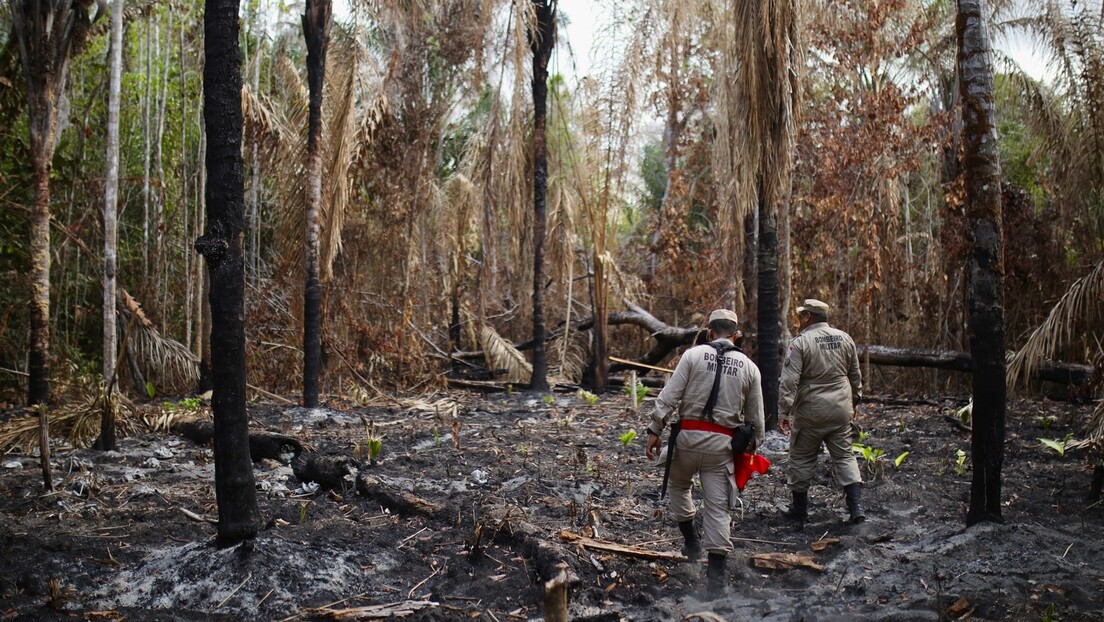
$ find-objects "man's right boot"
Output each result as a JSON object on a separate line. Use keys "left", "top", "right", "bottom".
{"left": 678, "top": 520, "right": 702, "bottom": 560}
{"left": 782, "top": 490, "right": 808, "bottom": 521}
{"left": 844, "top": 483, "right": 866, "bottom": 523}
{"left": 706, "top": 553, "right": 727, "bottom": 598}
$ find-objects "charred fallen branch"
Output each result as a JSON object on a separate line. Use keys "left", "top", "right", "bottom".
{"left": 856, "top": 345, "right": 1093, "bottom": 386}
{"left": 453, "top": 305, "right": 1093, "bottom": 387}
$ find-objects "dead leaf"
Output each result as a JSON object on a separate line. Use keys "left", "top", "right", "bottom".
{"left": 811, "top": 537, "right": 841, "bottom": 552}
{"left": 946, "top": 595, "right": 971, "bottom": 617}
{"left": 750, "top": 552, "right": 825, "bottom": 572}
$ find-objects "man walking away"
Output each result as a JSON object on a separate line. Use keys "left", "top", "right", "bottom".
{"left": 645, "top": 309, "right": 765, "bottom": 597}
{"left": 778, "top": 299, "right": 866, "bottom": 524}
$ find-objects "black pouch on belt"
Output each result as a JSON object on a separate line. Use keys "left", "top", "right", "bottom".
{"left": 730, "top": 422, "right": 754, "bottom": 455}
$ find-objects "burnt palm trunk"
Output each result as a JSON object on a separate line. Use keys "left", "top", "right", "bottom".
{"left": 302, "top": 0, "right": 331, "bottom": 408}
{"left": 195, "top": 0, "right": 260, "bottom": 547}
{"left": 757, "top": 188, "right": 780, "bottom": 430}
{"left": 528, "top": 0, "right": 556, "bottom": 392}
{"left": 956, "top": 0, "right": 1006, "bottom": 526}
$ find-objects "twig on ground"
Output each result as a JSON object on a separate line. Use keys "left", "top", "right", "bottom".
{"left": 215, "top": 573, "right": 252, "bottom": 610}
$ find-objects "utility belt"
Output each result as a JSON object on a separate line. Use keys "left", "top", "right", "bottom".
{"left": 678, "top": 419, "right": 736, "bottom": 436}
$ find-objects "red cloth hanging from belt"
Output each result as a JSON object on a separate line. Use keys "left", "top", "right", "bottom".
{"left": 734, "top": 453, "right": 771, "bottom": 491}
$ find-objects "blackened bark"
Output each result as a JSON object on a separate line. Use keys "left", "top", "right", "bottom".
{"left": 196, "top": 0, "right": 260, "bottom": 547}
{"left": 757, "top": 195, "right": 780, "bottom": 430}
{"left": 302, "top": 0, "right": 331, "bottom": 408}
{"left": 528, "top": 0, "right": 555, "bottom": 393}
{"left": 956, "top": 0, "right": 1006, "bottom": 527}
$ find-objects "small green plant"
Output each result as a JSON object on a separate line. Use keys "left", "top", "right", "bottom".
{"left": 893, "top": 451, "right": 909, "bottom": 468}
{"left": 1039, "top": 433, "right": 1074, "bottom": 457}
{"left": 516, "top": 443, "right": 531, "bottom": 456}
{"left": 1035, "top": 416, "right": 1056, "bottom": 431}
{"left": 163, "top": 397, "right": 202, "bottom": 412}
{"left": 298, "top": 501, "right": 310, "bottom": 524}
{"left": 1041, "top": 602, "right": 1058, "bottom": 622}
{"left": 434, "top": 426, "right": 441, "bottom": 447}
{"left": 622, "top": 380, "right": 649, "bottom": 404}
{"left": 543, "top": 394, "right": 555, "bottom": 405}
{"left": 619, "top": 430, "right": 637, "bottom": 448}
{"left": 957, "top": 400, "right": 973, "bottom": 428}
{"left": 578, "top": 389, "right": 599, "bottom": 405}
{"left": 355, "top": 418, "right": 384, "bottom": 464}
{"left": 955, "top": 449, "right": 968, "bottom": 476}
{"left": 145, "top": 381, "right": 156, "bottom": 399}
{"left": 852, "top": 436, "right": 888, "bottom": 478}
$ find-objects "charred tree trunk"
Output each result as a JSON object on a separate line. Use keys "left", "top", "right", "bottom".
{"left": 301, "top": 0, "right": 331, "bottom": 408}
{"left": 757, "top": 191, "right": 780, "bottom": 430}
{"left": 528, "top": 0, "right": 555, "bottom": 393}
{"left": 196, "top": 0, "right": 260, "bottom": 547}
{"left": 957, "top": 0, "right": 1006, "bottom": 527}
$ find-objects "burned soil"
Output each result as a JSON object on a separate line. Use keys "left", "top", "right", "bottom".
{"left": 1, "top": 392, "right": 1101, "bottom": 621}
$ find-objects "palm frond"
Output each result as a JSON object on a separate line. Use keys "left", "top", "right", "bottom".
{"left": 320, "top": 44, "right": 361, "bottom": 281}
{"left": 548, "top": 329, "right": 589, "bottom": 386}
{"left": 118, "top": 290, "right": 200, "bottom": 394}
{"left": 479, "top": 323, "right": 532, "bottom": 384}
{"left": 1008, "top": 259, "right": 1104, "bottom": 388}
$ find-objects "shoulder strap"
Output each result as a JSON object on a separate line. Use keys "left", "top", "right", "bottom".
{"left": 701, "top": 342, "right": 741, "bottom": 422}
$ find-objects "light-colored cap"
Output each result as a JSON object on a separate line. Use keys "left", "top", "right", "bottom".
{"left": 708, "top": 309, "right": 739, "bottom": 324}
{"left": 797, "top": 299, "right": 830, "bottom": 317}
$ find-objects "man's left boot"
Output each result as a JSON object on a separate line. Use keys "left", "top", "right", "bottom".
{"left": 844, "top": 483, "right": 866, "bottom": 524}
{"left": 706, "top": 553, "right": 726, "bottom": 598}
{"left": 678, "top": 520, "right": 703, "bottom": 560}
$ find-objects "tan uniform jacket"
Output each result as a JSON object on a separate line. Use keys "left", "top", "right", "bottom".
{"left": 778, "top": 322, "right": 862, "bottom": 428}
{"left": 648, "top": 339, "right": 765, "bottom": 452}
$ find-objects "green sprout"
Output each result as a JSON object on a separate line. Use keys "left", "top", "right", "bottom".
{"left": 619, "top": 430, "right": 637, "bottom": 448}
{"left": 578, "top": 389, "right": 599, "bottom": 405}
{"left": 356, "top": 418, "right": 384, "bottom": 464}
{"left": 543, "top": 394, "right": 555, "bottom": 405}
{"left": 298, "top": 501, "right": 310, "bottom": 524}
{"left": 955, "top": 449, "right": 968, "bottom": 475}
{"left": 852, "top": 438, "right": 886, "bottom": 478}
{"left": 367, "top": 438, "right": 383, "bottom": 462}
{"left": 1039, "top": 433, "right": 1074, "bottom": 457}
{"left": 622, "top": 380, "right": 649, "bottom": 403}
{"left": 893, "top": 451, "right": 909, "bottom": 469}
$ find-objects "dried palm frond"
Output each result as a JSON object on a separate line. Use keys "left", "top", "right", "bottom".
{"left": 1008, "top": 259, "right": 1104, "bottom": 388}
{"left": 320, "top": 46, "right": 360, "bottom": 281}
{"left": 479, "top": 323, "right": 532, "bottom": 384}
{"left": 0, "top": 389, "right": 141, "bottom": 454}
{"left": 118, "top": 289, "right": 200, "bottom": 395}
{"left": 548, "top": 329, "right": 590, "bottom": 386}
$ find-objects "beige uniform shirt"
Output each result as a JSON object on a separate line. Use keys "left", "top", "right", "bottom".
{"left": 648, "top": 339, "right": 765, "bottom": 452}
{"left": 778, "top": 322, "right": 862, "bottom": 428}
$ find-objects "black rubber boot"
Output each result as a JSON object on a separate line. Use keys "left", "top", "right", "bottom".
{"left": 678, "top": 520, "right": 702, "bottom": 560}
{"left": 844, "top": 483, "right": 866, "bottom": 523}
{"left": 782, "top": 490, "right": 808, "bottom": 521}
{"left": 706, "top": 553, "right": 726, "bottom": 598}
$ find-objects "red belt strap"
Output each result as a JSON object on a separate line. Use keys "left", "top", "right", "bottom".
{"left": 679, "top": 419, "right": 735, "bottom": 436}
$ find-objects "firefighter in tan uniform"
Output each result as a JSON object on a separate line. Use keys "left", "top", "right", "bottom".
{"left": 778, "top": 299, "right": 866, "bottom": 523}
{"left": 644, "top": 309, "right": 765, "bottom": 597}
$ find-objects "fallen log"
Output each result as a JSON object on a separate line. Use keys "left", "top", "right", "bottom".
{"left": 355, "top": 473, "right": 446, "bottom": 518}
{"left": 857, "top": 345, "right": 1092, "bottom": 385}
{"left": 452, "top": 305, "right": 1093, "bottom": 386}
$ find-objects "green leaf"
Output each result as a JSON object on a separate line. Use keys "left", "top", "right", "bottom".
{"left": 145, "top": 382, "right": 156, "bottom": 398}
{"left": 1039, "top": 438, "right": 1066, "bottom": 456}
{"left": 894, "top": 452, "right": 909, "bottom": 468}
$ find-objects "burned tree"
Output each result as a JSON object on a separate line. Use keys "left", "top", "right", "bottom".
{"left": 195, "top": 0, "right": 261, "bottom": 547}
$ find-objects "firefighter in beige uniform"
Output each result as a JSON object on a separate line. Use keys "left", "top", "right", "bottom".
{"left": 778, "top": 299, "right": 866, "bottom": 523}
{"left": 645, "top": 309, "right": 765, "bottom": 597}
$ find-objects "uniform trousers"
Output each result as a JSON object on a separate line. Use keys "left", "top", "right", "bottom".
{"left": 786, "top": 422, "right": 862, "bottom": 491}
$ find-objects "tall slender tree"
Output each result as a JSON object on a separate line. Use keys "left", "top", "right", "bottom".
{"left": 301, "top": 0, "right": 331, "bottom": 408}
{"left": 956, "top": 0, "right": 1006, "bottom": 526}
{"left": 9, "top": 0, "right": 100, "bottom": 406}
{"left": 528, "top": 0, "right": 556, "bottom": 393}
{"left": 97, "top": 0, "right": 124, "bottom": 451}
{"left": 195, "top": 0, "right": 261, "bottom": 547}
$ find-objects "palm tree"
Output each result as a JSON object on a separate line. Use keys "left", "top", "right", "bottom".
{"left": 195, "top": 0, "right": 261, "bottom": 547}
{"left": 302, "top": 0, "right": 332, "bottom": 408}
{"left": 731, "top": 0, "right": 801, "bottom": 429}
{"left": 956, "top": 0, "right": 1007, "bottom": 527}
{"left": 528, "top": 0, "right": 556, "bottom": 393}
{"left": 9, "top": 0, "right": 100, "bottom": 406}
